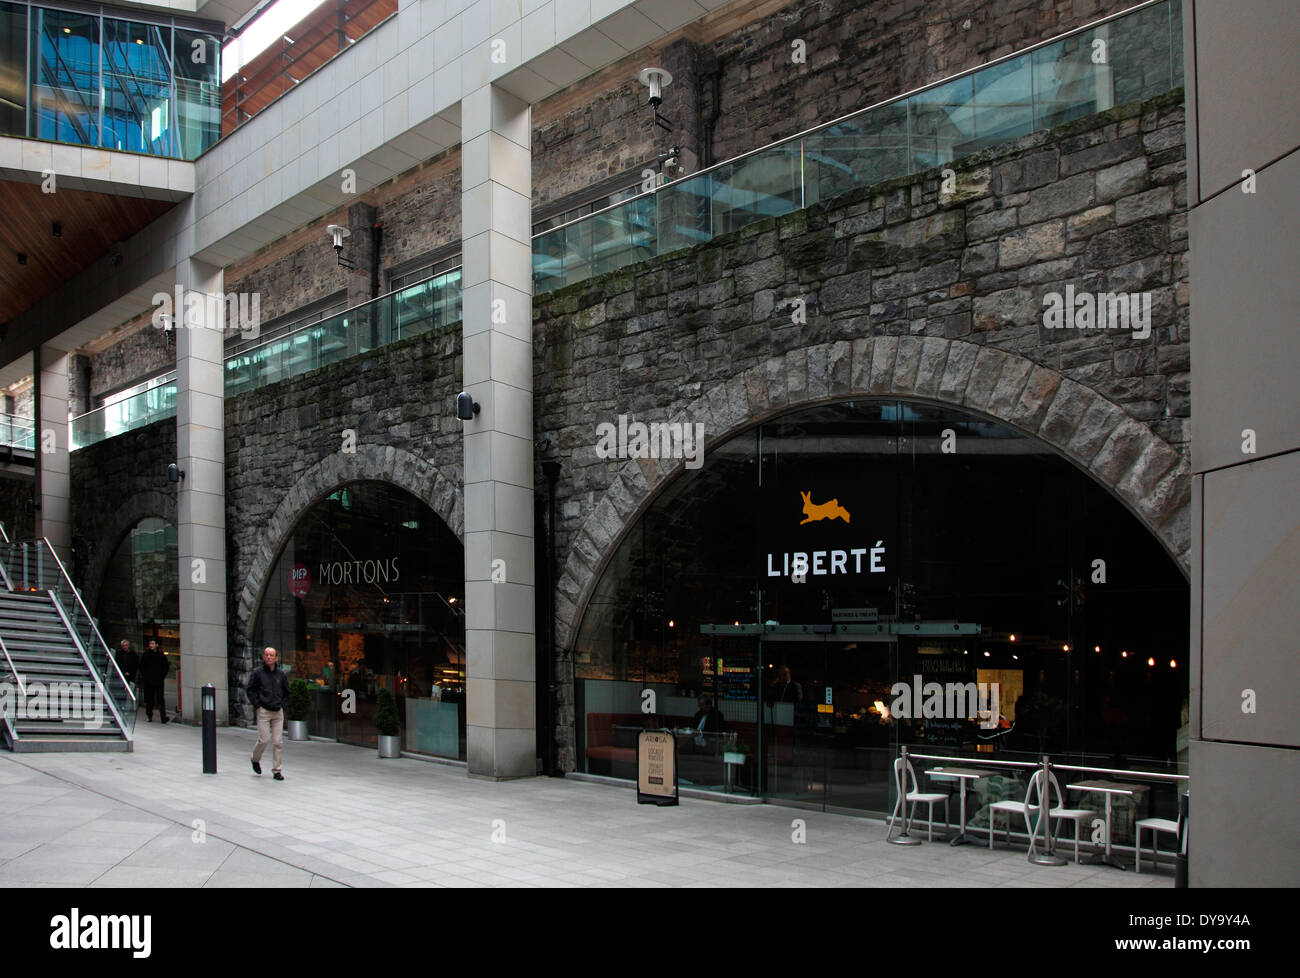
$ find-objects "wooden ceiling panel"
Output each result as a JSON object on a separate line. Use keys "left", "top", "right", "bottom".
{"left": 0, "top": 180, "right": 176, "bottom": 327}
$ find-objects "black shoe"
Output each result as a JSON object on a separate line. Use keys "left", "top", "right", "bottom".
{"left": 251, "top": 759, "right": 261, "bottom": 775}
{"left": 161, "top": 715, "right": 169, "bottom": 724}
{"left": 146, "top": 715, "right": 153, "bottom": 722}
{"left": 273, "top": 771, "right": 284, "bottom": 781}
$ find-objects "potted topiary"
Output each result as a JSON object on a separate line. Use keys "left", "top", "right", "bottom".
{"left": 375, "top": 686, "right": 401, "bottom": 758}
{"left": 287, "top": 679, "right": 311, "bottom": 741}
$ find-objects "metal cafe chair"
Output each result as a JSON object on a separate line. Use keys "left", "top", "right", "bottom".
{"left": 1135, "top": 806, "right": 1182, "bottom": 874}
{"left": 888, "top": 755, "right": 950, "bottom": 842}
{"left": 989, "top": 766, "right": 1090, "bottom": 859}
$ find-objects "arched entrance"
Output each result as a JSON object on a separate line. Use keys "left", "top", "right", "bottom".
{"left": 250, "top": 481, "right": 466, "bottom": 758}
{"left": 569, "top": 399, "right": 1189, "bottom": 824}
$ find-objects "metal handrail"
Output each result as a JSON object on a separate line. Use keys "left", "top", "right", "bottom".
{"left": 39, "top": 539, "right": 135, "bottom": 705}
{"left": 908, "top": 752, "right": 1188, "bottom": 782}
{"left": 534, "top": 0, "right": 1177, "bottom": 243}
{"left": 47, "top": 589, "right": 130, "bottom": 740}
{"left": 0, "top": 635, "right": 25, "bottom": 696}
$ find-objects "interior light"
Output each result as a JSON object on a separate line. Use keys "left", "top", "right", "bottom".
{"left": 1094, "top": 645, "right": 1101, "bottom": 653}
{"left": 1063, "top": 644, "right": 1070, "bottom": 652}
{"left": 1147, "top": 657, "right": 1155, "bottom": 667}
{"left": 1122, "top": 650, "right": 1129, "bottom": 658}
{"left": 983, "top": 650, "right": 990, "bottom": 657}
{"left": 449, "top": 597, "right": 457, "bottom": 604}
{"left": 733, "top": 620, "right": 740, "bottom": 627}
{"left": 1011, "top": 654, "right": 1018, "bottom": 661}
{"left": 1169, "top": 659, "right": 1177, "bottom": 669}
{"left": 63, "top": 27, "right": 71, "bottom": 34}
{"left": 667, "top": 619, "right": 674, "bottom": 628}
{"left": 1009, "top": 634, "right": 1016, "bottom": 642}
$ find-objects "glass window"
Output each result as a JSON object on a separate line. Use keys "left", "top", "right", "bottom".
{"left": 174, "top": 28, "right": 221, "bottom": 160}
{"left": 0, "top": 2, "right": 26, "bottom": 137}
{"left": 30, "top": 8, "right": 100, "bottom": 147}
{"left": 101, "top": 17, "right": 173, "bottom": 155}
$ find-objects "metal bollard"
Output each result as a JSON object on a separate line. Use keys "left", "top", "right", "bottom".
{"left": 1174, "top": 790, "right": 1189, "bottom": 888}
{"left": 201, "top": 684, "right": 217, "bottom": 774}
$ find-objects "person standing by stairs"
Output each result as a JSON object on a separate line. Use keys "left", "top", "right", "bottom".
{"left": 139, "top": 639, "right": 169, "bottom": 724}
{"left": 114, "top": 639, "right": 140, "bottom": 704}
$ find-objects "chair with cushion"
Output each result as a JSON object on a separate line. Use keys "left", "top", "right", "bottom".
{"left": 888, "top": 755, "right": 950, "bottom": 841}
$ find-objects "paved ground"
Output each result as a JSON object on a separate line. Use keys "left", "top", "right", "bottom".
{"left": 0, "top": 721, "right": 1173, "bottom": 888}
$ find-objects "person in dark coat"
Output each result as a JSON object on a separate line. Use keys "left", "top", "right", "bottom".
{"left": 114, "top": 639, "right": 140, "bottom": 695}
{"left": 138, "top": 639, "right": 170, "bottom": 723}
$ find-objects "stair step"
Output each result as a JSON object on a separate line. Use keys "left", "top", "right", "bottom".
{"left": 16, "top": 721, "right": 118, "bottom": 734}
{"left": 8, "top": 738, "right": 131, "bottom": 753}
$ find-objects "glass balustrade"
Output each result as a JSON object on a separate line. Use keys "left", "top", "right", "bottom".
{"left": 535, "top": 0, "right": 1182, "bottom": 295}
{"left": 0, "top": 414, "right": 35, "bottom": 452}
{"left": 71, "top": 376, "right": 177, "bottom": 450}
{"left": 223, "top": 268, "right": 462, "bottom": 398}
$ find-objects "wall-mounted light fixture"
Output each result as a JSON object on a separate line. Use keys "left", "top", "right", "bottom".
{"left": 168, "top": 463, "right": 185, "bottom": 483}
{"left": 327, "top": 224, "right": 354, "bottom": 269}
{"left": 456, "top": 391, "right": 479, "bottom": 421}
{"left": 637, "top": 67, "right": 673, "bottom": 132}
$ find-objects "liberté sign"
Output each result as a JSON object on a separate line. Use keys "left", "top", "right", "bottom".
{"left": 764, "top": 491, "right": 887, "bottom": 578}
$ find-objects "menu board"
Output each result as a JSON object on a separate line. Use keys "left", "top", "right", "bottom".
{"left": 637, "top": 730, "right": 678, "bottom": 806}
{"left": 715, "top": 657, "right": 758, "bottom": 701}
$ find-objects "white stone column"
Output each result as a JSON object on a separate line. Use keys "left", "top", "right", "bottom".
{"left": 174, "top": 258, "right": 228, "bottom": 723}
{"left": 33, "top": 346, "right": 71, "bottom": 555}
{"left": 461, "top": 83, "right": 536, "bottom": 779}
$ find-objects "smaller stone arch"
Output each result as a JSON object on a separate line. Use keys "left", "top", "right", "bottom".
{"left": 82, "top": 489, "right": 176, "bottom": 616}
{"left": 232, "top": 445, "right": 462, "bottom": 664}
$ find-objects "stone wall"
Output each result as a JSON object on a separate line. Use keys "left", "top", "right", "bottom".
{"left": 68, "top": 417, "right": 178, "bottom": 613}
{"left": 533, "top": 89, "right": 1189, "bottom": 771}
{"left": 0, "top": 472, "right": 34, "bottom": 541}
{"left": 88, "top": 324, "right": 174, "bottom": 401}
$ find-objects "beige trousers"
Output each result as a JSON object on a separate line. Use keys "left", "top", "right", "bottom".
{"left": 252, "top": 707, "right": 284, "bottom": 772}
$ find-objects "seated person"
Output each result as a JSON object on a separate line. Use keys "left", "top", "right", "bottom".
{"left": 691, "top": 694, "right": 725, "bottom": 748}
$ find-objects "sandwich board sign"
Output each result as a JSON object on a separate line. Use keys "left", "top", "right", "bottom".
{"left": 637, "top": 729, "right": 678, "bottom": 806}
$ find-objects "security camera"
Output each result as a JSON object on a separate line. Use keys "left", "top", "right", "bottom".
{"left": 456, "top": 392, "right": 480, "bottom": 421}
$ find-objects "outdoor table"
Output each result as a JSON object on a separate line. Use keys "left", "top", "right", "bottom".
{"left": 927, "top": 767, "right": 995, "bottom": 846}
{"left": 1068, "top": 779, "right": 1145, "bottom": 869}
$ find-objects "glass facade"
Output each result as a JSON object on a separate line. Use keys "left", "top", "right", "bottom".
{"left": 252, "top": 482, "right": 466, "bottom": 758}
{"left": 572, "top": 401, "right": 1189, "bottom": 841}
{"left": 2, "top": 1, "right": 219, "bottom": 160}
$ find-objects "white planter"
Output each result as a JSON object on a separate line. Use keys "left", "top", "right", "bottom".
{"left": 287, "top": 720, "right": 309, "bottom": 741}
{"left": 378, "top": 734, "right": 401, "bottom": 758}
{"left": 723, "top": 751, "right": 747, "bottom": 765}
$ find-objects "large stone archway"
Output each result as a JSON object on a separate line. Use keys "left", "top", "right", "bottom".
{"left": 82, "top": 489, "right": 176, "bottom": 616}
{"left": 233, "top": 445, "right": 462, "bottom": 650}
{"left": 554, "top": 336, "right": 1190, "bottom": 652}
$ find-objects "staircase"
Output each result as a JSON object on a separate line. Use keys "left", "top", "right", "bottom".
{"left": 0, "top": 536, "right": 134, "bottom": 753}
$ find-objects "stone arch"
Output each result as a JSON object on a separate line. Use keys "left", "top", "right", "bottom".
{"left": 82, "top": 489, "right": 176, "bottom": 616}
{"left": 233, "top": 444, "right": 463, "bottom": 647}
{"left": 555, "top": 336, "right": 1190, "bottom": 651}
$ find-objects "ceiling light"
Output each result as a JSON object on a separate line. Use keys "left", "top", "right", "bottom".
{"left": 1147, "top": 657, "right": 1155, "bottom": 667}
{"left": 1169, "top": 659, "right": 1177, "bottom": 668}
{"left": 1009, "top": 634, "right": 1016, "bottom": 642}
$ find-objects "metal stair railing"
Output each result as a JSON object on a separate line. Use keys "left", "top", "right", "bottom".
{"left": 46, "top": 589, "right": 131, "bottom": 742}
{"left": 0, "top": 633, "right": 22, "bottom": 745}
{"left": 37, "top": 539, "right": 136, "bottom": 736}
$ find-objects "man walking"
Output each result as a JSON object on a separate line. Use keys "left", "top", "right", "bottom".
{"left": 247, "top": 646, "right": 290, "bottom": 781}
{"left": 138, "top": 639, "right": 169, "bottom": 723}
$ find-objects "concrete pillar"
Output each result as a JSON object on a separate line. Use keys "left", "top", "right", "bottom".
{"left": 346, "top": 201, "right": 379, "bottom": 353}
{"left": 67, "top": 354, "right": 91, "bottom": 417}
{"left": 174, "top": 258, "right": 228, "bottom": 723}
{"left": 461, "top": 83, "right": 536, "bottom": 779}
{"left": 33, "top": 346, "right": 71, "bottom": 555}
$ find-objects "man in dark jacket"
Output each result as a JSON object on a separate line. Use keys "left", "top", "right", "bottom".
{"left": 138, "top": 639, "right": 169, "bottom": 723}
{"left": 114, "top": 639, "right": 140, "bottom": 698}
{"left": 247, "top": 646, "right": 290, "bottom": 780}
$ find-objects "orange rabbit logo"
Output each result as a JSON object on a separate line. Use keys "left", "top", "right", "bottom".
{"left": 800, "top": 491, "right": 851, "bottom": 525}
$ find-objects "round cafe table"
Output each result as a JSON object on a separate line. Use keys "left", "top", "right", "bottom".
{"left": 926, "top": 767, "right": 995, "bottom": 846}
